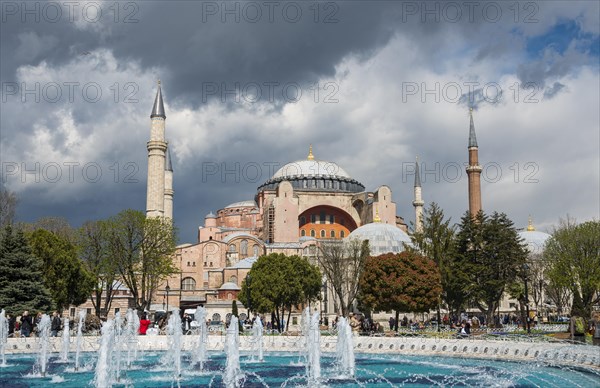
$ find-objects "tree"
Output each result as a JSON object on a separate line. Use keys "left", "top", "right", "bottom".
{"left": 317, "top": 239, "right": 370, "bottom": 317}
{"left": 107, "top": 210, "right": 178, "bottom": 312}
{"left": 544, "top": 219, "right": 600, "bottom": 318}
{"left": 231, "top": 300, "right": 243, "bottom": 332}
{"left": 407, "top": 202, "right": 466, "bottom": 322}
{"left": 28, "top": 229, "right": 95, "bottom": 311}
{"left": 0, "top": 225, "right": 54, "bottom": 315}
{"left": 454, "top": 211, "right": 528, "bottom": 326}
{"left": 78, "top": 220, "right": 119, "bottom": 317}
{"left": 0, "top": 188, "right": 18, "bottom": 227}
{"left": 240, "top": 253, "right": 321, "bottom": 332}
{"left": 359, "top": 251, "right": 441, "bottom": 331}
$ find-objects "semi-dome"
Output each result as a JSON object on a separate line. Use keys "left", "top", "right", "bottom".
{"left": 225, "top": 200, "right": 257, "bottom": 209}
{"left": 257, "top": 147, "right": 364, "bottom": 193}
{"left": 347, "top": 222, "right": 412, "bottom": 255}
{"left": 518, "top": 218, "right": 551, "bottom": 255}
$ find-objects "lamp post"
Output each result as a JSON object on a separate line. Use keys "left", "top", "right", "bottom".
{"left": 246, "top": 274, "right": 251, "bottom": 317}
{"left": 523, "top": 264, "right": 531, "bottom": 334}
{"left": 165, "top": 284, "right": 171, "bottom": 313}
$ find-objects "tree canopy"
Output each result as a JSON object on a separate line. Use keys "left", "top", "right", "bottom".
{"left": 240, "top": 253, "right": 321, "bottom": 332}
{"left": 317, "top": 239, "right": 370, "bottom": 317}
{"left": 544, "top": 219, "right": 600, "bottom": 317}
{"left": 28, "top": 228, "right": 95, "bottom": 311}
{"left": 0, "top": 225, "right": 54, "bottom": 315}
{"left": 359, "top": 251, "right": 441, "bottom": 328}
{"left": 454, "top": 211, "right": 528, "bottom": 325}
{"left": 107, "top": 210, "right": 178, "bottom": 312}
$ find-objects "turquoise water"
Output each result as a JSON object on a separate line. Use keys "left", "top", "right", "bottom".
{"left": 0, "top": 351, "right": 598, "bottom": 387}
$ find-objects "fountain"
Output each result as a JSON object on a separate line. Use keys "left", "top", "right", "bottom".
{"left": 60, "top": 317, "right": 70, "bottom": 362}
{"left": 335, "top": 316, "right": 355, "bottom": 378}
{"left": 74, "top": 310, "right": 86, "bottom": 371}
{"left": 194, "top": 306, "right": 208, "bottom": 369}
{"left": 125, "top": 309, "right": 139, "bottom": 367}
{"left": 36, "top": 314, "right": 51, "bottom": 377}
{"left": 0, "top": 310, "right": 8, "bottom": 366}
{"left": 251, "top": 314, "right": 264, "bottom": 362}
{"left": 223, "top": 315, "right": 242, "bottom": 387}
{"left": 113, "top": 311, "right": 123, "bottom": 382}
{"left": 305, "top": 309, "right": 321, "bottom": 383}
{"left": 165, "top": 308, "right": 182, "bottom": 380}
{"left": 94, "top": 319, "right": 115, "bottom": 388}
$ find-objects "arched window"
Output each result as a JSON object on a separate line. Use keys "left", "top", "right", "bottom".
{"left": 229, "top": 275, "right": 238, "bottom": 284}
{"left": 330, "top": 230, "right": 335, "bottom": 238}
{"left": 340, "top": 230, "right": 345, "bottom": 238}
{"left": 301, "top": 230, "right": 306, "bottom": 237}
{"left": 212, "top": 313, "right": 221, "bottom": 322}
{"left": 253, "top": 245, "right": 259, "bottom": 256}
{"left": 310, "top": 229, "right": 316, "bottom": 237}
{"left": 229, "top": 244, "right": 236, "bottom": 252}
{"left": 320, "top": 230, "right": 326, "bottom": 238}
{"left": 181, "top": 277, "right": 196, "bottom": 291}
{"left": 227, "top": 292, "right": 233, "bottom": 300}
{"left": 300, "top": 216, "right": 306, "bottom": 226}
{"left": 241, "top": 239, "right": 248, "bottom": 256}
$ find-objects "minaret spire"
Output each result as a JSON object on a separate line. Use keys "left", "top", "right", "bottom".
{"left": 412, "top": 156, "right": 424, "bottom": 232}
{"left": 307, "top": 144, "right": 314, "bottom": 160}
{"left": 151, "top": 79, "right": 166, "bottom": 119}
{"left": 146, "top": 81, "right": 168, "bottom": 218}
{"left": 466, "top": 108, "right": 483, "bottom": 217}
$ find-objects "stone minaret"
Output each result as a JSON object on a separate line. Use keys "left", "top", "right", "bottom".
{"left": 412, "top": 156, "right": 424, "bottom": 232}
{"left": 146, "top": 80, "right": 167, "bottom": 218}
{"left": 466, "top": 108, "right": 482, "bottom": 216}
{"left": 163, "top": 146, "right": 174, "bottom": 221}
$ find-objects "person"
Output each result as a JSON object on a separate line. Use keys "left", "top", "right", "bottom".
{"left": 182, "top": 313, "right": 193, "bottom": 334}
{"left": 7, "top": 313, "right": 15, "bottom": 337}
{"left": 457, "top": 320, "right": 471, "bottom": 338}
{"left": 570, "top": 315, "right": 586, "bottom": 343}
{"left": 139, "top": 313, "right": 151, "bottom": 335}
{"left": 590, "top": 313, "right": 600, "bottom": 346}
{"left": 389, "top": 316, "right": 395, "bottom": 331}
{"left": 50, "top": 311, "right": 62, "bottom": 337}
{"left": 20, "top": 311, "right": 33, "bottom": 337}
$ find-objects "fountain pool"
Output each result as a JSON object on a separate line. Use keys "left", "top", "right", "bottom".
{"left": 1, "top": 348, "right": 598, "bottom": 387}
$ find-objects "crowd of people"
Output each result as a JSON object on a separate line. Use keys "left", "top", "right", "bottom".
{"left": 3, "top": 310, "right": 67, "bottom": 338}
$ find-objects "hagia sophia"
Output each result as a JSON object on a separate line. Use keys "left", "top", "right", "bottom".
{"left": 142, "top": 82, "right": 550, "bottom": 321}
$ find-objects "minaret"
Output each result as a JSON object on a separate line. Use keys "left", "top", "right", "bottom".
{"left": 466, "top": 108, "right": 482, "bottom": 216}
{"left": 163, "top": 146, "right": 174, "bottom": 221}
{"left": 412, "top": 156, "right": 424, "bottom": 232}
{"left": 146, "top": 80, "right": 168, "bottom": 218}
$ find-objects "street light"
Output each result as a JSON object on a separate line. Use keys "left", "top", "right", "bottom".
{"left": 523, "top": 264, "right": 531, "bottom": 334}
{"left": 165, "top": 284, "right": 171, "bottom": 313}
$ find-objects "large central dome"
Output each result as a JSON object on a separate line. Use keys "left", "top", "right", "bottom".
{"left": 257, "top": 146, "right": 364, "bottom": 193}
{"left": 272, "top": 160, "right": 352, "bottom": 180}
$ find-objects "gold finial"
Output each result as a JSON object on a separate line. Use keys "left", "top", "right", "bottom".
{"left": 307, "top": 144, "right": 314, "bottom": 160}
{"left": 373, "top": 206, "right": 381, "bottom": 223}
{"left": 158, "top": 79, "right": 161, "bottom": 86}
{"left": 527, "top": 215, "right": 535, "bottom": 231}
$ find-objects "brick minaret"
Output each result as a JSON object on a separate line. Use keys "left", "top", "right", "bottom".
{"left": 412, "top": 156, "right": 424, "bottom": 232}
{"left": 466, "top": 108, "right": 482, "bottom": 216}
{"left": 146, "top": 80, "right": 168, "bottom": 218}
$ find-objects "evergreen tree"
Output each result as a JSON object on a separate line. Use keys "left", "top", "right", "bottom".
{"left": 231, "top": 300, "right": 243, "bottom": 332}
{"left": 0, "top": 225, "right": 54, "bottom": 315}
{"left": 455, "top": 211, "right": 528, "bottom": 326}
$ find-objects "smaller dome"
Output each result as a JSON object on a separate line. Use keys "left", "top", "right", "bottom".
{"left": 347, "top": 223, "right": 412, "bottom": 255}
{"left": 219, "top": 282, "right": 241, "bottom": 291}
{"left": 205, "top": 212, "right": 216, "bottom": 218}
{"left": 518, "top": 230, "right": 551, "bottom": 255}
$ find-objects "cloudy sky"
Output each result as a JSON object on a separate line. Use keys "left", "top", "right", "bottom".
{"left": 1, "top": 1, "right": 598, "bottom": 243}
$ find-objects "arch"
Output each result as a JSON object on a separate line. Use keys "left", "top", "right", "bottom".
{"left": 212, "top": 313, "right": 221, "bottom": 322}
{"left": 181, "top": 277, "right": 196, "bottom": 290}
{"left": 301, "top": 229, "right": 306, "bottom": 237}
{"left": 253, "top": 245, "right": 259, "bottom": 256}
{"left": 310, "top": 229, "right": 316, "bottom": 237}
{"left": 229, "top": 275, "right": 238, "bottom": 284}
{"left": 228, "top": 244, "right": 236, "bottom": 253}
{"left": 299, "top": 205, "right": 357, "bottom": 240}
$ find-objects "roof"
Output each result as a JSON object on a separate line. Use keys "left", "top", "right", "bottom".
{"left": 222, "top": 232, "right": 261, "bottom": 244}
{"left": 225, "top": 200, "right": 257, "bottom": 209}
{"left": 468, "top": 108, "right": 478, "bottom": 148}
{"left": 272, "top": 159, "right": 352, "bottom": 180}
{"left": 518, "top": 230, "right": 551, "bottom": 255}
{"left": 219, "top": 282, "right": 241, "bottom": 291}
{"left": 231, "top": 256, "right": 259, "bottom": 269}
{"left": 347, "top": 222, "right": 412, "bottom": 255}
{"left": 165, "top": 147, "right": 173, "bottom": 172}
{"left": 150, "top": 81, "right": 166, "bottom": 119}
